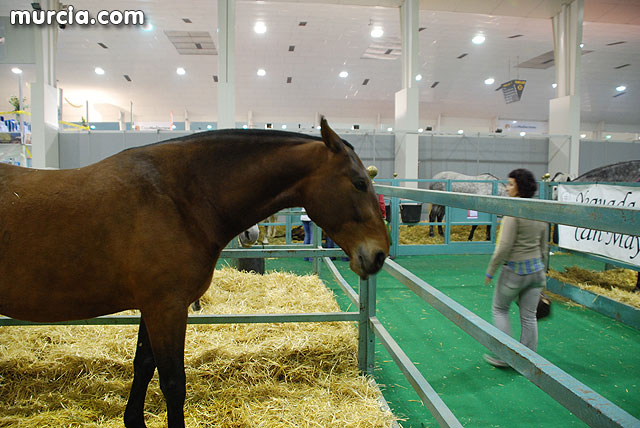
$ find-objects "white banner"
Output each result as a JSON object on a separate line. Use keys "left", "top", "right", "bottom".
{"left": 558, "top": 184, "right": 640, "bottom": 267}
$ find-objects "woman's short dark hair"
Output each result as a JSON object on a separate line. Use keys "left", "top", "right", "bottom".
{"left": 508, "top": 168, "right": 537, "bottom": 198}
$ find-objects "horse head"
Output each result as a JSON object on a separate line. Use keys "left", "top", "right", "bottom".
{"left": 299, "top": 117, "right": 389, "bottom": 278}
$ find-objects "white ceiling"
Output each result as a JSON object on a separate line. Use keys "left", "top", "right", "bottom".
{"left": 0, "top": 0, "right": 638, "bottom": 127}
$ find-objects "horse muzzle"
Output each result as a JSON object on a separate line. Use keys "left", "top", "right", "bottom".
{"left": 351, "top": 246, "right": 387, "bottom": 279}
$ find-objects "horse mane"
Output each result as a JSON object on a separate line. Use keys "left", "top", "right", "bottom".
{"left": 574, "top": 160, "right": 640, "bottom": 182}
{"left": 480, "top": 172, "right": 500, "bottom": 181}
{"left": 122, "top": 129, "right": 355, "bottom": 152}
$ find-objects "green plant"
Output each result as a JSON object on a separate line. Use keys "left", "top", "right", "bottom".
{"left": 8, "top": 96, "right": 27, "bottom": 112}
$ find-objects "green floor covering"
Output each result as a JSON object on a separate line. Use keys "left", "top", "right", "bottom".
{"left": 248, "top": 254, "right": 640, "bottom": 428}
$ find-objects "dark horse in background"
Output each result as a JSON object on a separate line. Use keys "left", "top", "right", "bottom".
{"left": 428, "top": 171, "right": 507, "bottom": 241}
{"left": 552, "top": 160, "right": 640, "bottom": 292}
{"left": 0, "top": 118, "right": 389, "bottom": 428}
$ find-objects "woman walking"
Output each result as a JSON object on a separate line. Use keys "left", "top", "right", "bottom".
{"left": 484, "top": 168, "right": 549, "bottom": 367}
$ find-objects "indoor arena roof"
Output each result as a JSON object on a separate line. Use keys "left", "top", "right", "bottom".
{"left": 0, "top": 0, "right": 638, "bottom": 125}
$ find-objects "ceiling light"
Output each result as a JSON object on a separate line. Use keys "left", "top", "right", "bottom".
{"left": 94, "top": 67, "right": 105, "bottom": 75}
{"left": 339, "top": 71, "right": 348, "bottom": 78}
{"left": 370, "top": 26, "right": 384, "bottom": 38}
{"left": 520, "top": 131, "right": 526, "bottom": 137}
{"left": 415, "top": 74, "right": 423, "bottom": 81}
{"left": 176, "top": 67, "right": 186, "bottom": 75}
{"left": 580, "top": 133, "right": 586, "bottom": 138}
{"left": 472, "top": 35, "right": 485, "bottom": 45}
{"left": 484, "top": 77, "right": 495, "bottom": 85}
{"left": 552, "top": 83, "right": 558, "bottom": 89}
{"left": 616, "top": 85, "right": 626, "bottom": 92}
{"left": 242, "top": 125, "right": 248, "bottom": 129}
{"left": 281, "top": 125, "right": 287, "bottom": 129}
{"left": 512, "top": 120, "right": 517, "bottom": 124}
{"left": 11, "top": 67, "right": 23, "bottom": 74}
{"left": 254, "top": 21, "right": 267, "bottom": 34}
{"left": 418, "top": 128, "right": 424, "bottom": 133}
{"left": 207, "top": 125, "right": 213, "bottom": 130}
{"left": 387, "top": 127, "right": 393, "bottom": 132}
{"left": 605, "top": 135, "right": 612, "bottom": 139}
{"left": 457, "top": 129, "right": 464, "bottom": 135}
{"left": 257, "top": 68, "right": 266, "bottom": 77}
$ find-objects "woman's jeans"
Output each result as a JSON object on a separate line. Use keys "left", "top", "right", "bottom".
{"left": 302, "top": 221, "right": 312, "bottom": 261}
{"left": 492, "top": 266, "right": 545, "bottom": 352}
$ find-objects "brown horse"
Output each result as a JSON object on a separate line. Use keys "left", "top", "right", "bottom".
{"left": 0, "top": 117, "right": 389, "bottom": 428}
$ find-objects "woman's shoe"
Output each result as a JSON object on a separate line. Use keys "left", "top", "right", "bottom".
{"left": 483, "top": 354, "right": 509, "bottom": 368}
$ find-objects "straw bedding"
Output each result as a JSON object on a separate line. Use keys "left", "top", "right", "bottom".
{"left": 0, "top": 268, "right": 395, "bottom": 427}
{"left": 548, "top": 266, "right": 640, "bottom": 309}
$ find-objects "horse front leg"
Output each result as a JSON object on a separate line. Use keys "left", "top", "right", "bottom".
{"left": 124, "top": 319, "right": 157, "bottom": 428}
{"left": 468, "top": 225, "right": 478, "bottom": 241}
{"left": 143, "top": 306, "right": 189, "bottom": 428}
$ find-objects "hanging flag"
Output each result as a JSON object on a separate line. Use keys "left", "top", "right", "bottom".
{"left": 500, "top": 79, "right": 527, "bottom": 104}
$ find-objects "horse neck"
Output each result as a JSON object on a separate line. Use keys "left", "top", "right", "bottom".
{"left": 172, "top": 137, "right": 322, "bottom": 245}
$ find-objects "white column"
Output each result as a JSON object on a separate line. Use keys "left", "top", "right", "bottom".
{"left": 548, "top": 0, "right": 583, "bottom": 177}
{"left": 217, "top": 0, "right": 236, "bottom": 129}
{"left": 31, "top": 0, "right": 60, "bottom": 168}
{"left": 119, "top": 111, "right": 126, "bottom": 131}
{"left": 394, "top": 0, "right": 419, "bottom": 188}
{"left": 184, "top": 109, "right": 190, "bottom": 131}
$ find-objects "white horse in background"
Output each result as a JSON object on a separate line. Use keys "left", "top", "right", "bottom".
{"left": 428, "top": 171, "right": 507, "bottom": 241}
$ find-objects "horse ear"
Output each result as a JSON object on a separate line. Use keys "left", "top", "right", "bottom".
{"left": 320, "top": 116, "right": 344, "bottom": 153}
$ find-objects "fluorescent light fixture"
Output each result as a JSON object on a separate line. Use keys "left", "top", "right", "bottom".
{"left": 254, "top": 21, "right": 267, "bottom": 34}
{"left": 94, "top": 67, "right": 105, "bottom": 75}
{"left": 339, "top": 71, "right": 348, "bottom": 78}
{"left": 370, "top": 26, "right": 384, "bottom": 38}
{"left": 520, "top": 131, "right": 526, "bottom": 137}
{"left": 415, "top": 74, "right": 423, "bottom": 81}
{"left": 552, "top": 83, "right": 557, "bottom": 89}
{"left": 457, "top": 129, "right": 464, "bottom": 134}
{"left": 257, "top": 68, "right": 266, "bottom": 77}
{"left": 484, "top": 77, "right": 495, "bottom": 85}
{"left": 387, "top": 127, "right": 393, "bottom": 132}
{"left": 176, "top": 67, "right": 186, "bottom": 75}
{"left": 616, "top": 85, "right": 626, "bottom": 92}
{"left": 11, "top": 67, "right": 23, "bottom": 74}
{"left": 580, "top": 133, "right": 586, "bottom": 138}
{"left": 472, "top": 35, "right": 485, "bottom": 45}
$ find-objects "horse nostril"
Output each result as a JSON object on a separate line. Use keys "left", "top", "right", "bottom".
{"left": 374, "top": 251, "right": 386, "bottom": 270}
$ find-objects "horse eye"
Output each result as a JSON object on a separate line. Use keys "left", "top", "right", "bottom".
{"left": 354, "top": 181, "right": 367, "bottom": 192}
